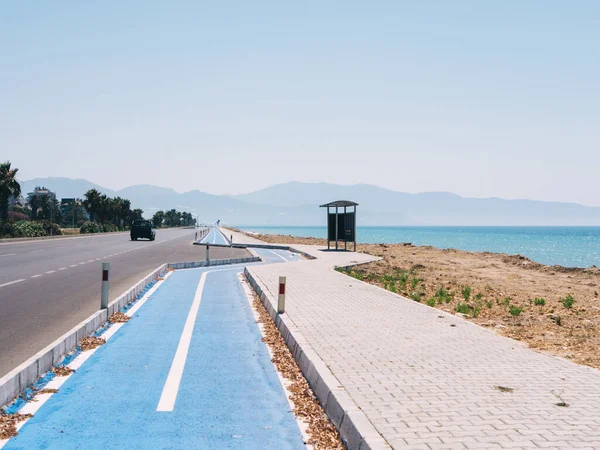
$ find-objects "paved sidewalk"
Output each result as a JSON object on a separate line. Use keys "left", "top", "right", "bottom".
{"left": 228, "top": 228, "right": 600, "bottom": 450}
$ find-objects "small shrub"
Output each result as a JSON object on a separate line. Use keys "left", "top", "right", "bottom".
{"left": 410, "top": 277, "right": 423, "bottom": 290}
{"left": 426, "top": 297, "right": 436, "bottom": 307}
{"left": 561, "top": 294, "right": 574, "bottom": 309}
{"left": 410, "top": 291, "right": 422, "bottom": 302}
{"left": 534, "top": 298, "right": 546, "bottom": 306}
{"left": 503, "top": 297, "right": 512, "bottom": 306}
{"left": 11, "top": 220, "right": 46, "bottom": 237}
{"left": 456, "top": 303, "right": 470, "bottom": 315}
{"left": 102, "top": 223, "right": 118, "bottom": 233}
{"left": 398, "top": 273, "right": 409, "bottom": 288}
{"left": 461, "top": 286, "right": 471, "bottom": 301}
{"left": 80, "top": 221, "right": 103, "bottom": 234}
{"left": 509, "top": 305, "right": 523, "bottom": 316}
{"left": 41, "top": 222, "right": 62, "bottom": 236}
{"left": 435, "top": 287, "right": 453, "bottom": 304}
{"left": 474, "top": 293, "right": 483, "bottom": 301}
{"left": 486, "top": 301, "right": 493, "bottom": 309}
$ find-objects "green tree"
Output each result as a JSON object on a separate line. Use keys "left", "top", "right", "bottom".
{"left": 0, "top": 162, "right": 21, "bottom": 222}
{"left": 131, "top": 208, "right": 144, "bottom": 222}
{"left": 83, "top": 189, "right": 103, "bottom": 222}
{"left": 152, "top": 211, "right": 164, "bottom": 228}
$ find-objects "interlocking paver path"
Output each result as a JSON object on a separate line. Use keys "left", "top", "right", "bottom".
{"left": 228, "top": 228, "right": 600, "bottom": 450}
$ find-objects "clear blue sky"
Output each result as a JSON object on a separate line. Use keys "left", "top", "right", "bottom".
{"left": 2, "top": 2, "right": 599, "bottom": 205}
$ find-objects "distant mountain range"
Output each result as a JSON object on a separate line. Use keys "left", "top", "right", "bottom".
{"left": 19, "top": 177, "right": 600, "bottom": 226}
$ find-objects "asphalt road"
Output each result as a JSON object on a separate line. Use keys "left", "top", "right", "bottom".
{"left": 0, "top": 228, "right": 249, "bottom": 378}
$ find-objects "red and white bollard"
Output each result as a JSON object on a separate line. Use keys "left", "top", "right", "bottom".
{"left": 101, "top": 262, "right": 110, "bottom": 310}
{"left": 278, "top": 276, "right": 286, "bottom": 314}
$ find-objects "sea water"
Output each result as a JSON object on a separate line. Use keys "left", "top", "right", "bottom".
{"left": 239, "top": 226, "right": 600, "bottom": 268}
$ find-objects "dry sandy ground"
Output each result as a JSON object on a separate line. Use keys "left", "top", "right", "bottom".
{"left": 237, "top": 230, "right": 600, "bottom": 371}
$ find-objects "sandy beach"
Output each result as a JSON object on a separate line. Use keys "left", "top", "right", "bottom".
{"left": 232, "top": 229, "right": 600, "bottom": 371}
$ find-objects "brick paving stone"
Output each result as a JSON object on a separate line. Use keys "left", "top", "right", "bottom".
{"left": 228, "top": 229, "right": 600, "bottom": 449}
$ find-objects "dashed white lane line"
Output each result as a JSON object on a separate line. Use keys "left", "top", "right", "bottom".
{"left": 58, "top": 267, "right": 67, "bottom": 271}
{"left": 31, "top": 274, "right": 42, "bottom": 278}
{"left": 29, "top": 249, "right": 44, "bottom": 253}
{"left": 0, "top": 253, "right": 16, "bottom": 257}
{"left": 79, "top": 262, "right": 86, "bottom": 265}
{"left": 87, "top": 260, "right": 94, "bottom": 263}
{"left": 70, "top": 264, "right": 78, "bottom": 268}
{"left": 45, "top": 270, "right": 56, "bottom": 274}
{"left": 0, "top": 279, "right": 25, "bottom": 288}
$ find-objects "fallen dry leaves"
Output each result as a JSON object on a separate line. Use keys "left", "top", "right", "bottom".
{"left": 248, "top": 283, "right": 344, "bottom": 450}
{"left": 0, "top": 412, "right": 32, "bottom": 439}
{"left": 108, "top": 312, "right": 130, "bottom": 323}
{"left": 79, "top": 336, "right": 106, "bottom": 351}
{"left": 52, "top": 366, "right": 74, "bottom": 377}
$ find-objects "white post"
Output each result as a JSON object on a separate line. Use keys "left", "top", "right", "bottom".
{"left": 101, "top": 262, "right": 110, "bottom": 310}
{"left": 278, "top": 276, "right": 286, "bottom": 314}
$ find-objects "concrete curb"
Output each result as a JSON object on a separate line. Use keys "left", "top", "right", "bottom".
{"left": 0, "top": 263, "right": 168, "bottom": 408}
{"left": 0, "top": 255, "right": 263, "bottom": 409}
{"left": 244, "top": 267, "right": 390, "bottom": 450}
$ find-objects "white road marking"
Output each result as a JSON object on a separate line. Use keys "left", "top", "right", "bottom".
{"left": 268, "top": 249, "right": 288, "bottom": 262}
{"left": 29, "top": 249, "right": 44, "bottom": 253}
{"left": 0, "top": 253, "right": 16, "bottom": 257}
{"left": 58, "top": 267, "right": 67, "bottom": 271}
{"left": 0, "top": 279, "right": 25, "bottom": 288}
{"left": 87, "top": 260, "right": 94, "bottom": 263}
{"left": 70, "top": 264, "right": 78, "bottom": 267}
{"left": 45, "top": 270, "right": 56, "bottom": 274}
{"left": 212, "top": 229, "right": 217, "bottom": 244}
{"left": 31, "top": 274, "right": 42, "bottom": 278}
{"left": 79, "top": 262, "right": 86, "bottom": 265}
{"left": 156, "top": 271, "right": 209, "bottom": 412}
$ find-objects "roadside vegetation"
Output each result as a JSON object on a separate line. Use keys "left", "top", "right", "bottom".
{"left": 0, "top": 161, "right": 197, "bottom": 238}
{"left": 234, "top": 229, "right": 600, "bottom": 371}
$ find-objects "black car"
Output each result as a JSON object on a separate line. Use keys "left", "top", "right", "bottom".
{"left": 130, "top": 220, "right": 156, "bottom": 241}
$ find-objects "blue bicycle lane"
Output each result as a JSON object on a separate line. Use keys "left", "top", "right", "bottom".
{"left": 4, "top": 248, "right": 305, "bottom": 450}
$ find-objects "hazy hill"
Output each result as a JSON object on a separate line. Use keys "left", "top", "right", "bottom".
{"left": 17, "top": 178, "right": 600, "bottom": 226}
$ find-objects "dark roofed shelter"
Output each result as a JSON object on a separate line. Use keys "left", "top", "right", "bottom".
{"left": 319, "top": 200, "right": 358, "bottom": 251}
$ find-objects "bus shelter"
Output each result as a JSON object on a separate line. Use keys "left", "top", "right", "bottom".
{"left": 319, "top": 200, "right": 358, "bottom": 251}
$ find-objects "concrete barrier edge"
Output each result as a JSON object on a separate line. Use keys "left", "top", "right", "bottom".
{"left": 243, "top": 267, "right": 389, "bottom": 450}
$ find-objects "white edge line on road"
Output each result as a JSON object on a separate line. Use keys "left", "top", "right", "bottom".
{"left": 0, "top": 279, "right": 25, "bottom": 288}
{"left": 156, "top": 270, "right": 209, "bottom": 412}
{"left": 0, "top": 253, "right": 16, "bottom": 257}
{"left": 0, "top": 270, "right": 174, "bottom": 448}
{"left": 238, "top": 273, "right": 313, "bottom": 448}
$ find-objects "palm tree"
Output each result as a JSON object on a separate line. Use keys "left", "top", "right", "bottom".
{"left": 0, "top": 162, "right": 21, "bottom": 222}
{"left": 83, "top": 189, "right": 102, "bottom": 222}
{"left": 131, "top": 208, "right": 144, "bottom": 222}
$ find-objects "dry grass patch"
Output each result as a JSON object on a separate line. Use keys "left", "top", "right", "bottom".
{"left": 248, "top": 285, "right": 344, "bottom": 450}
